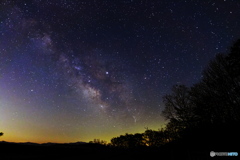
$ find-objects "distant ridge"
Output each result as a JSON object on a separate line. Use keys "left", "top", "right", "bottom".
{"left": 0, "top": 140, "right": 87, "bottom": 146}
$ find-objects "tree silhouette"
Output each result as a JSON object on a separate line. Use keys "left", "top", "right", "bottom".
{"left": 161, "top": 39, "right": 240, "bottom": 128}
{"left": 160, "top": 39, "right": 240, "bottom": 147}
{"left": 143, "top": 129, "right": 168, "bottom": 147}
{"left": 191, "top": 40, "right": 240, "bottom": 125}
{"left": 111, "top": 133, "right": 145, "bottom": 148}
{"left": 89, "top": 138, "right": 107, "bottom": 145}
{"left": 162, "top": 85, "right": 197, "bottom": 129}
{"left": 110, "top": 129, "right": 171, "bottom": 148}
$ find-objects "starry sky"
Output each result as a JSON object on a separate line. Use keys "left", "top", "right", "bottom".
{"left": 0, "top": 0, "right": 240, "bottom": 143}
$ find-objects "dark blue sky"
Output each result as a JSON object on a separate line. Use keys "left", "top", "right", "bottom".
{"left": 0, "top": 0, "right": 240, "bottom": 143}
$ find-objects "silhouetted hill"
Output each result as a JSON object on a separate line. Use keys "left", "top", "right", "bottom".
{"left": 0, "top": 141, "right": 108, "bottom": 159}
{"left": 0, "top": 141, "right": 211, "bottom": 159}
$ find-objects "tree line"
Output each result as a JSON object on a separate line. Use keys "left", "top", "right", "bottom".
{"left": 108, "top": 39, "right": 240, "bottom": 148}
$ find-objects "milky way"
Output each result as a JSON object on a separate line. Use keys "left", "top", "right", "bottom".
{"left": 0, "top": 0, "right": 240, "bottom": 143}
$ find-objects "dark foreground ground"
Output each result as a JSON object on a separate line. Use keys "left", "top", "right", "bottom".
{"left": 0, "top": 141, "right": 208, "bottom": 160}
{"left": 0, "top": 140, "right": 238, "bottom": 160}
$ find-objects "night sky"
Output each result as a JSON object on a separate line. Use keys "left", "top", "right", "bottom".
{"left": 0, "top": 0, "right": 240, "bottom": 143}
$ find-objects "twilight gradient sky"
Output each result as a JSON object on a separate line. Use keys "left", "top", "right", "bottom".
{"left": 0, "top": 0, "right": 240, "bottom": 143}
